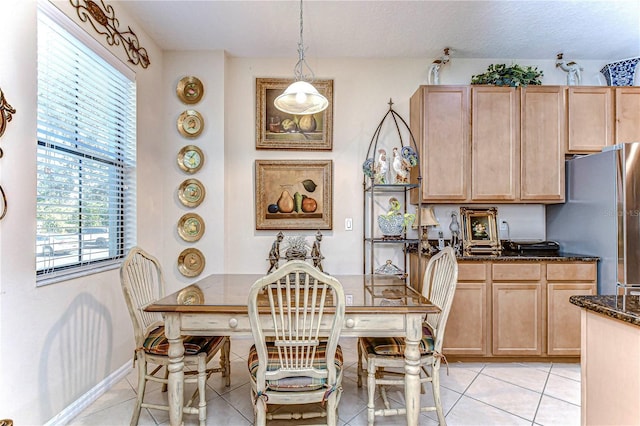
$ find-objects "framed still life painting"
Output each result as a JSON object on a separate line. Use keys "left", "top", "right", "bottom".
{"left": 255, "top": 78, "right": 333, "bottom": 151}
{"left": 460, "top": 207, "right": 501, "bottom": 256}
{"left": 255, "top": 160, "right": 333, "bottom": 230}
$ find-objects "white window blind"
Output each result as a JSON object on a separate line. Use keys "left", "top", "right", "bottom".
{"left": 36, "top": 6, "right": 137, "bottom": 284}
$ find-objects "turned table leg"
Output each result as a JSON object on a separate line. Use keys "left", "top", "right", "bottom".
{"left": 165, "top": 314, "right": 185, "bottom": 426}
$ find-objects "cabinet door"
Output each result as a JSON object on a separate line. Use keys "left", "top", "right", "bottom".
{"left": 547, "top": 283, "right": 595, "bottom": 355}
{"left": 546, "top": 262, "right": 597, "bottom": 356}
{"left": 443, "top": 262, "right": 488, "bottom": 355}
{"left": 492, "top": 282, "right": 543, "bottom": 355}
{"left": 520, "top": 86, "right": 565, "bottom": 202}
{"left": 615, "top": 87, "right": 640, "bottom": 144}
{"left": 471, "top": 86, "right": 520, "bottom": 201}
{"left": 567, "top": 87, "right": 614, "bottom": 153}
{"left": 410, "top": 86, "right": 470, "bottom": 202}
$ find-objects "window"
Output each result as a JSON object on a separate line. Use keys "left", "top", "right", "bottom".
{"left": 36, "top": 4, "right": 136, "bottom": 284}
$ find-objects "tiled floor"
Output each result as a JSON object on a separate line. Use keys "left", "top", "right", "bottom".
{"left": 68, "top": 337, "right": 581, "bottom": 425}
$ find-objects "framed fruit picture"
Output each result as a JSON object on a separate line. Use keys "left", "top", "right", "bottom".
{"left": 255, "top": 160, "right": 332, "bottom": 230}
{"left": 255, "top": 78, "right": 333, "bottom": 151}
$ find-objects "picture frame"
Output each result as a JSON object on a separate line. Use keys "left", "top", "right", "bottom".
{"left": 255, "top": 78, "right": 333, "bottom": 151}
{"left": 460, "top": 207, "right": 502, "bottom": 256}
{"left": 255, "top": 160, "right": 332, "bottom": 230}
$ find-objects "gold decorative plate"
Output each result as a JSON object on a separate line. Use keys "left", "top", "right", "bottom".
{"left": 178, "top": 248, "right": 205, "bottom": 277}
{"left": 177, "top": 110, "right": 204, "bottom": 138}
{"left": 176, "top": 284, "right": 205, "bottom": 305}
{"left": 178, "top": 213, "right": 205, "bottom": 242}
{"left": 178, "top": 178, "right": 206, "bottom": 207}
{"left": 176, "top": 76, "right": 204, "bottom": 104}
{"left": 177, "top": 145, "right": 204, "bottom": 174}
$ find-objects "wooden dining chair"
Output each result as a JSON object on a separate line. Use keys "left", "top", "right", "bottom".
{"left": 357, "top": 246, "right": 458, "bottom": 425}
{"left": 247, "top": 260, "right": 346, "bottom": 426}
{"left": 120, "top": 246, "right": 230, "bottom": 426}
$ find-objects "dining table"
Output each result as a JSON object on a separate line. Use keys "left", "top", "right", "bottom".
{"left": 145, "top": 273, "right": 439, "bottom": 426}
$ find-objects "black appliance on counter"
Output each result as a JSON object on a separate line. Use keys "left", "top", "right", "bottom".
{"left": 502, "top": 240, "right": 560, "bottom": 256}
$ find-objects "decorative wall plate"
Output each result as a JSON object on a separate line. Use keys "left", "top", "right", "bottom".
{"left": 178, "top": 178, "right": 206, "bottom": 207}
{"left": 176, "top": 284, "right": 205, "bottom": 305}
{"left": 177, "top": 110, "right": 204, "bottom": 137}
{"left": 176, "top": 76, "right": 204, "bottom": 104}
{"left": 178, "top": 213, "right": 205, "bottom": 242}
{"left": 177, "top": 145, "right": 204, "bottom": 174}
{"left": 178, "top": 248, "right": 205, "bottom": 277}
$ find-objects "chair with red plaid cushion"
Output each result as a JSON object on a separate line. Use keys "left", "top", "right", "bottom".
{"left": 247, "top": 260, "right": 345, "bottom": 426}
{"left": 357, "top": 246, "right": 458, "bottom": 425}
{"left": 120, "top": 247, "right": 230, "bottom": 426}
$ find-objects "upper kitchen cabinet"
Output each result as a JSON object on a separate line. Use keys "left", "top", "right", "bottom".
{"left": 615, "top": 87, "right": 640, "bottom": 145}
{"left": 471, "top": 86, "right": 520, "bottom": 201}
{"left": 410, "top": 85, "right": 470, "bottom": 203}
{"left": 411, "top": 85, "right": 564, "bottom": 204}
{"left": 520, "top": 86, "right": 566, "bottom": 202}
{"left": 566, "top": 87, "right": 614, "bottom": 153}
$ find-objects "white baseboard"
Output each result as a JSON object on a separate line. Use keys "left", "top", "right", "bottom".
{"left": 45, "top": 361, "right": 132, "bottom": 426}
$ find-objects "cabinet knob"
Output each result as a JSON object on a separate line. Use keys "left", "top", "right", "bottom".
{"left": 228, "top": 318, "right": 238, "bottom": 328}
{"left": 345, "top": 318, "right": 355, "bottom": 328}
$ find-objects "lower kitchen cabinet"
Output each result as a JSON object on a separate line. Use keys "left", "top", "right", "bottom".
{"left": 433, "top": 257, "right": 596, "bottom": 360}
{"left": 443, "top": 262, "right": 488, "bottom": 355}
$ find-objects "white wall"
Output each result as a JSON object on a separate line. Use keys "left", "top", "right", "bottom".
{"left": 0, "top": 0, "right": 619, "bottom": 422}
{"left": 0, "top": 1, "right": 165, "bottom": 423}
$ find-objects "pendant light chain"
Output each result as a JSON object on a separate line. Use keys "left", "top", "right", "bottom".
{"left": 294, "top": 0, "right": 315, "bottom": 83}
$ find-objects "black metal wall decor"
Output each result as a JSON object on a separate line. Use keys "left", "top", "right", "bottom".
{"left": 0, "top": 87, "right": 15, "bottom": 220}
{"left": 69, "top": 0, "right": 150, "bottom": 69}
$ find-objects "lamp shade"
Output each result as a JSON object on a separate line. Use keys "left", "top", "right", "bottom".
{"left": 274, "top": 80, "right": 329, "bottom": 115}
{"left": 413, "top": 206, "right": 439, "bottom": 228}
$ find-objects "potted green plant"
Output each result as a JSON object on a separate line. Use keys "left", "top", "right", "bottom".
{"left": 471, "top": 63, "right": 543, "bottom": 87}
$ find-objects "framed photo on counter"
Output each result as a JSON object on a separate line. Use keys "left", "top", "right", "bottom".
{"left": 460, "top": 207, "right": 501, "bottom": 256}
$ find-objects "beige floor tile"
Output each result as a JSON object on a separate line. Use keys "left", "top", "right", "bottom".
{"left": 550, "top": 362, "right": 581, "bottom": 382}
{"left": 68, "top": 398, "right": 157, "bottom": 426}
{"left": 534, "top": 394, "right": 580, "bottom": 426}
{"left": 465, "top": 373, "right": 542, "bottom": 421}
{"left": 482, "top": 363, "right": 549, "bottom": 393}
{"left": 543, "top": 373, "right": 581, "bottom": 406}
{"left": 440, "top": 364, "right": 481, "bottom": 394}
{"left": 445, "top": 395, "right": 531, "bottom": 425}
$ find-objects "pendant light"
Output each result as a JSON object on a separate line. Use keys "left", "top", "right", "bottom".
{"left": 274, "top": 0, "right": 328, "bottom": 115}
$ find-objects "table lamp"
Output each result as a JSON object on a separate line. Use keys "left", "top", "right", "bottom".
{"left": 413, "top": 205, "right": 439, "bottom": 253}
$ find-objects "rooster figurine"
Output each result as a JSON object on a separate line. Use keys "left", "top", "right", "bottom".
{"left": 374, "top": 149, "right": 388, "bottom": 184}
{"left": 392, "top": 147, "right": 411, "bottom": 183}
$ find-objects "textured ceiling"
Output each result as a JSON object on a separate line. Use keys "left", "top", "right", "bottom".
{"left": 118, "top": 0, "right": 640, "bottom": 61}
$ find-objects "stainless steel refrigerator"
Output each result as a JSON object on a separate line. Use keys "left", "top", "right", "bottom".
{"left": 546, "top": 142, "right": 640, "bottom": 295}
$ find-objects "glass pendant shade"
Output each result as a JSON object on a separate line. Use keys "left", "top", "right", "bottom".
{"left": 274, "top": 80, "right": 328, "bottom": 115}
{"left": 274, "top": 0, "right": 328, "bottom": 115}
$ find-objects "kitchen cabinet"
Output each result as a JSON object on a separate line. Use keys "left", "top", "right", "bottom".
{"left": 546, "top": 262, "right": 596, "bottom": 355}
{"left": 566, "top": 87, "right": 614, "bottom": 153}
{"left": 442, "top": 261, "right": 489, "bottom": 356}
{"left": 520, "top": 86, "right": 566, "bottom": 202}
{"left": 410, "top": 85, "right": 564, "bottom": 204}
{"left": 615, "top": 87, "right": 640, "bottom": 144}
{"left": 471, "top": 86, "right": 520, "bottom": 201}
{"left": 410, "top": 85, "right": 470, "bottom": 202}
{"left": 410, "top": 256, "right": 597, "bottom": 359}
{"left": 491, "top": 263, "right": 543, "bottom": 356}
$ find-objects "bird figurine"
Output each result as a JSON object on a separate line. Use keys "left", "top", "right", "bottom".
{"left": 374, "top": 149, "right": 388, "bottom": 184}
{"left": 392, "top": 147, "right": 411, "bottom": 183}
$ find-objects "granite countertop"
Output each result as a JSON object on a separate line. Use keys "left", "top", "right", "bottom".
{"left": 458, "top": 252, "right": 599, "bottom": 262}
{"left": 570, "top": 295, "right": 640, "bottom": 327}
